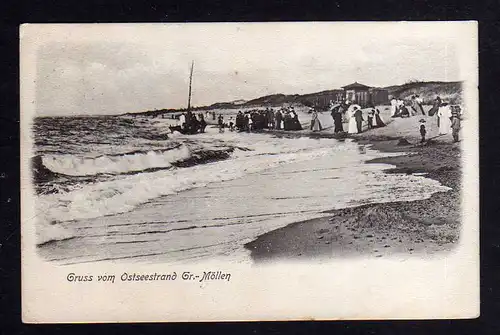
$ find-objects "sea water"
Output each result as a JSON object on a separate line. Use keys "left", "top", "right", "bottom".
{"left": 33, "top": 115, "right": 450, "bottom": 264}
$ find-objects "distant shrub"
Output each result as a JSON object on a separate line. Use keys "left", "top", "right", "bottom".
{"left": 404, "top": 78, "right": 425, "bottom": 85}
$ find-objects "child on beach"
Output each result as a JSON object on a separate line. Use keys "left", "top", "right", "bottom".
{"left": 367, "top": 110, "right": 374, "bottom": 129}
{"left": 419, "top": 119, "right": 426, "bottom": 143}
{"left": 218, "top": 114, "right": 225, "bottom": 133}
{"left": 248, "top": 116, "right": 253, "bottom": 132}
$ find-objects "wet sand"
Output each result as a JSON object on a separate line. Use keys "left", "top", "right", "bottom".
{"left": 245, "top": 111, "right": 462, "bottom": 262}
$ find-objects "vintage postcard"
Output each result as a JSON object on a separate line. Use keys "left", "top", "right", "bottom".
{"left": 21, "top": 22, "right": 479, "bottom": 322}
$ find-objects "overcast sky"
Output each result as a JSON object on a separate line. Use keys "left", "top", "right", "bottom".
{"left": 32, "top": 22, "right": 472, "bottom": 116}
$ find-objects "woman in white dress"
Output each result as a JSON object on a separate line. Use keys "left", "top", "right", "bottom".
{"left": 347, "top": 104, "right": 361, "bottom": 134}
{"left": 390, "top": 98, "right": 397, "bottom": 117}
{"left": 437, "top": 104, "right": 452, "bottom": 135}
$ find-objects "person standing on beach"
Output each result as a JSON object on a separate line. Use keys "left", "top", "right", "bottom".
{"left": 367, "top": 109, "right": 374, "bottom": 129}
{"left": 373, "top": 107, "right": 386, "bottom": 127}
{"left": 437, "top": 103, "right": 452, "bottom": 135}
{"left": 243, "top": 113, "right": 250, "bottom": 132}
{"left": 428, "top": 96, "right": 441, "bottom": 117}
{"left": 198, "top": 113, "right": 207, "bottom": 133}
{"left": 190, "top": 114, "right": 199, "bottom": 133}
{"left": 331, "top": 104, "right": 344, "bottom": 133}
{"left": 410, "top": 95, "right": 421, "bottom": 116}
{"left": 267, "top": 108, "right": 275, "bottom": 129}
{"left": 347, "top": 104, "right": 360, "bottom": 134}
{"left": 290, "top": 107, "right": 302, "bottom": 131}
{"left": 235, "top": 111, "right": 243, "bottom": 131}
{"left": 415, "top": 95, "right": 425, "bottom": 115}
{"left": 179, "top": 113, "right": 186, "bottom": 129}
{"left": 397, "top": 99, "right": 405, "bottom": 116}
{"left": 419, "top": 119, "right": 427, "bottom": 143}
{"left": 451, "top": 105, "right": 462, "bottom": 142}
{"left": 354, "top": 107, "right": 364, "bottom": 133}
{"left": 218, "top": 114, "right": 225, "bottom": 133}
{"left": 310, "top": 109, "right": 322, "bottom": 132}
{"left": 390, "top": 97, "right": 398, "bottom": 117}
{"left": 283, "top": 110, "right": 291, "bottom": 130}
{"left": 275, "top": 109, "right": 283, "bottom": 130}
{"left": 248, "top": 113, "right": 254, "bottom": 132}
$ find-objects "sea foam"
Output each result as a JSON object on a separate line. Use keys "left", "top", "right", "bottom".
{"left": 41, "top": 145, "right": 191, "bottom": 176}
{"left": 35, "top": 134, "right": 345, "bottom": 243}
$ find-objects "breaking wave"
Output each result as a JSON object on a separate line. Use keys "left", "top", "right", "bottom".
{"left": 39, "top": 145, "right": 192, "bottom": 176}
{"left": 35, "top": 142, "right": 338, "bottom": 244}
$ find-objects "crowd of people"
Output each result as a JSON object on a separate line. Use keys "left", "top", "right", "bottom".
{"left": 428, "top": 96, "right": 462, "bottom": 142}
{"left": 325, "top": 101, "right": 386, "bottom": 134}
{"left": 216, "top": 107, "right": 304, "bottom": 133}
{"left": 388, "top": 94, "right": 462, "bottom": 142}
{"left": 175, "top": 111, "right": 207, "bottom": 134}
{"left": 388, "top": 94, "right": 462, "bottom": 143}
{"left": 390, "top": 94, "right": 426, "bottom": 118}
{"left": 172, "top": 94, "right": 461, "bottom": 143}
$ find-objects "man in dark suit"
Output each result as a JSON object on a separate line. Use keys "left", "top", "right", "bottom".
{"left": 354, "top": 107, "right": 364, "bottom": 133}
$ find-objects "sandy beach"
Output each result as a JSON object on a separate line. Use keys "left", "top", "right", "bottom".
{"left": 245, "top": 106, "right": 462, "bottom": 262}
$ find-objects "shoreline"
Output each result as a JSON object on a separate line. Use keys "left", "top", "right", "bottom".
{"left": 245, "top": 117, "right": 462, "bottom": 262}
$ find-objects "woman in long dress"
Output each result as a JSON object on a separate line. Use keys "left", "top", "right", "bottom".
{"left": 373, "top": 107, "right": 386, "bottom": 127}
{"left": 310, "top": 110, "right": 322, "bottom": 132}
{"left": 390, "top": 98, "right": 397, "bottom": 117}
{"left": 347, "top": 104, "right": 360, "bottom": 134}
{"left": 330, "top": 104, "right": 344, "bottom": 133}
{"left": 283, "top": 111, "right": 291, "bottom": 130}
{"left": 334, "top": 110, "right": 344, "bottom": 133}
{"left": 428, "top": 97, "right": 441, "bottom": 116}
{"left": 293, "top": 113, "right": 303, "bottom": 130}
{"left": 414, "top": 95, "right": 425, "bottom": 115}
{"left": 437, "top": 104, "right": 452, "bottom": 135}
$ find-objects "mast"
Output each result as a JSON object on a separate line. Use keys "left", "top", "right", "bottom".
{"left": 187, "top": 60, "right": 194, "bottom": 112}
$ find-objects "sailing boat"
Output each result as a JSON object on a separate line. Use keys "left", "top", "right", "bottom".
{"left": 172, "top": 61, "right": 202, "bottom": 135}
{"left": 182, "top": 61, "right": 204, "bottom": 135}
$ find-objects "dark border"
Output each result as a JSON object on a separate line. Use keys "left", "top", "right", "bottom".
{"left": 1, "top": 0, "right": 499, "bottom": 333}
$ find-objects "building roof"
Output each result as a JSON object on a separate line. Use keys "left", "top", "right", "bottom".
{"left": 341, "top": 82, "right": 371, "bottom": 90}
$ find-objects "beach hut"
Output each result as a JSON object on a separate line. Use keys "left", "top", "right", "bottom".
{"left": 305, "top": 90, "right": 345, "bottom": 110}
{"left": 341, "top": 82, "right": 389, "bottom": 107}
{"left": 342, "top": 82, "right": 371, "bottom": 107}
{"left": 369, "top": 88, "right": 389, "bottom": 106}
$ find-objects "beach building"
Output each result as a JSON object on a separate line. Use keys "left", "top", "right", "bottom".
{"left": 369, "top": 88, "right": 390, "bottom": 106}
{"left": 341, "top": 82, "right": 389, "bottom": 107}
{"left": 342, "top": 82, "right": 371, "bottom": 106}
{"left": 305, "top": 90, "right": 345, "bottom": 110}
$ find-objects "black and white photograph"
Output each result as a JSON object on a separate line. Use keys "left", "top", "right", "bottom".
{"left": 21, "top": 22, "right": 479, "bottom": 322}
